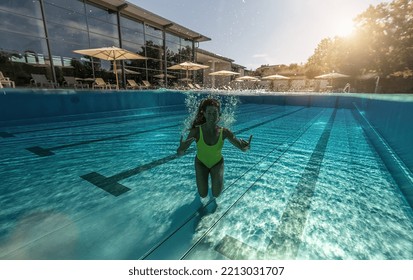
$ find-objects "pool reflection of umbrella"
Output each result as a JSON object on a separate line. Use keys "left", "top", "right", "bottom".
{"left": 167, "top": 62, "right": 209, "bottom": 81}
{"left": 73, "top": 46, "right": 146, "bottom": 89}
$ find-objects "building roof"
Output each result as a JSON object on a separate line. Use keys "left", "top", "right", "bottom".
{"left": 88, "top": 0, "right": 211, "bottom": 42}
{"left": 196, "top": 48, "right": 234, "bottom": 63}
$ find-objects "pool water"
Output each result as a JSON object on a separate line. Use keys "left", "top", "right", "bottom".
{"left": 0, "top": 94, "right": 412, "bottom": 260}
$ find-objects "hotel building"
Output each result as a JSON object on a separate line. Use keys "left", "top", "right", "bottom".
{"left": 0, "top": 0, "right": 215, "bottom": 88}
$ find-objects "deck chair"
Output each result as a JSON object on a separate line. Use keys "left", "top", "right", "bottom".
{"left": 187, "top": 83, "right": 196, "bottom": 90}
{"left": 141, "top": 80, "right": 152, "bottom": 89}
{"left": 92, "top": 78, "right": 116, "bottom": 90}
{"left": 126, "top": 79, "right": 141, "bottom": 89}
{"left": 63, "top": 76, "right": 88, "bottom": 89}
{"left": 194, "top": 83, "right": 202, "bottom": 89}
{"left": 31, "top": 74, "right": 58, "bottom": 88}
{"left": 0, "top": 71, "right": 15, "bottom": 88}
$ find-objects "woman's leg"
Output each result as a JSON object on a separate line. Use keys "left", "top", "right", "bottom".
{"left": 210, "top": 158, "right": 224, "bottom": 198}
{"left": 195, "top": 157, "right": 210, "bottom": 198}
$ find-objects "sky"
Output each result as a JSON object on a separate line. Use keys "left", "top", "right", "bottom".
{"left": 129, "top": 0, "right": 385, "bottom": 70}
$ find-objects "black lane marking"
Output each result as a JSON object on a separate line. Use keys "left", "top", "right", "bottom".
{"left": 266, "top": 109, "right": 337, "bottom": 259}
{"left": 26, "top": 124, "right": 180, "bottom": 157}
{"left": 82, "top": 108, "right": 306, "bottom": 196}
{"left": 215, "top": 235, "right": 264, "bottom": 260}
{"left": 1, "top": 108, "right": 186, "bottom": 138}
{"left": 140, "top": 109, "right": 325, "bottom": 260}
{"left": 24, "top": 105, "right": 277, "bottom": 156}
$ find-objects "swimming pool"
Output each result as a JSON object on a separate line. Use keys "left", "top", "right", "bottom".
{"left": 0, "top": 89, "right": 412, "bottom": 260}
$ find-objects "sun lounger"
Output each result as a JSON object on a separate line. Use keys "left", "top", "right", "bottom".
{"left": 0, "top": 71, "right": 15, "bottom": 88}
{"left": 92, "top": 78, "right": 116, "bottom": 90}
{"left": 31, "top": 74, "right": 58, "bottom": 88}
{"left": 63, "top": 76, "right": 88, "bottom": 89}
{"left": 126, "top": 79, "right": 141, "bottom": 89}
{"left": 141, "top": 80, "right": 152, "bottom": 89}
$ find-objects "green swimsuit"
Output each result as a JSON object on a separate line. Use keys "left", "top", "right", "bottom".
{"left": 196, "top": 126, "right": 224, "bottom": 169}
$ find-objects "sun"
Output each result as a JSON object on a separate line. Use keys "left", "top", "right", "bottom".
{"left": 336, "top": 19, "right": 355, "bottom": 37}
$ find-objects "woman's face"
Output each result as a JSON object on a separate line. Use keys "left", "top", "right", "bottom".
{"left": 203, "top": 105, "right": 220, "bottom": 124}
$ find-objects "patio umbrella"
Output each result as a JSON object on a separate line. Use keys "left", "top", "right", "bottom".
{"left": 315, "top": 72, "right": 350, "bottom": 89}
{"left": 73, "top": 46, "right": 146, "bottom": 89}
{"left": 315, "top": 72, "right": 350, "bottom": 79}
{"left": 115, "top": 68, "right": 141, "bottom": 75}
{"left": 235, "top": 75, "right": 260, "bottom": 81}
{"left": 153, "top": 73, "right": 176, "bottom": 79}
{"left": 167, "top": 61, "right": 209, "bottom": 81}
{"left": 208, "top": 70, "right": 240, "bottom": 76}
{"left": 209, "top": 70, "right": 240, "bottom": 88}
{"left": 261, "top": 74, "right": 290, "bottom": 80}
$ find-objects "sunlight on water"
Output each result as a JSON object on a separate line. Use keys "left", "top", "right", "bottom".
{"left": 181, "top": 93, "right": 240, "bottom": 135}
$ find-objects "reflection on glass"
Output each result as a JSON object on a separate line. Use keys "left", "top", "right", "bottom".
{"left": 0, "top": 0, "right": 197, "bottom": 87}
{"left": 0, "top": 10, "right": 45, "bottom": 37}
{"left": 0, "top": 0, "right": 42, "bottom": 19}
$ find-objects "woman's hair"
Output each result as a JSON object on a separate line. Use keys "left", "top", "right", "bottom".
{"left": 191, "top": 98, "right": 221, "bottom": 128}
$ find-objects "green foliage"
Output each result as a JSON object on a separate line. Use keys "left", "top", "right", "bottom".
{"left": 305, "top": 0, "right": 413, "bottom": 78}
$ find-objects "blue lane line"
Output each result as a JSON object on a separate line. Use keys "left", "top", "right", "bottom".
{"left": 266, "top": 109, "right": 337, "bottom": 259}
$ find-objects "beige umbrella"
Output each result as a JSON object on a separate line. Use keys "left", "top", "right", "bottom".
{"left": 209, "top": 70, "right": 240, "bottom": 88}
{"left": 209, "top": 70, "right": 240, "bottom": 76}
{"left": 315, "top": 72, "right": 350, "bottom": 89}
{"left": 315, "top": 72, "right": 350, "bottom": 79}
{"left": 115, "top": 68, "right": 141, "bottom": 75}
{"left": 235, "top": 75, "right": 260, "bottom": 81}
{"left": 153, "top": 73, "right": 176, "bottom": 79}
{"left": 262, "top": 74, "right": 290, "bottom": 80}
{"left": 167, "top": 61, "right": 209, "bottom": 81}
{"left": 73, "top": 46, "right": 146, "bottom": 89}
{"left": 262, "top": 74, "right": 290, "bottom": 91}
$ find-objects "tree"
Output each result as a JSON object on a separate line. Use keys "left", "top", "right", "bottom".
{"left": 305, "top": 0, "right": 413, "bottom": 78}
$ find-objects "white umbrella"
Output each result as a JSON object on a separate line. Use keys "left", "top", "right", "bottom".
{"left": 262, "top": 74, "right": 290, "bottom": 80}
{"left": 73, "top": 46, "right": 146, "bottom": 89}
{"left": 209, "top": 70, "right": 240, "bottom": 88}
{"left": 315, "top": 72, "right": 350, "bottom": 79}
{"left": 167, "top": 61, "right": 209, "bottom": 81}
{"left": 115, "top": 68, "right": 141, "bottom": 75}
{"left": 154, "top": 73, "right": 176, "bottom": 79}
{"left": 235, "top": 75, "right": 260, "bottom": 81}
{"left": 315, "top": 72, "right": 350, "bottom": 89}
{"left": 209, "top": 70, "right": 240, "bottom": 76}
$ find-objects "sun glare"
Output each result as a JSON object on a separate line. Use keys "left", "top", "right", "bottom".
{"left": 336, "top": 19, "right": 355, "bottom": 37}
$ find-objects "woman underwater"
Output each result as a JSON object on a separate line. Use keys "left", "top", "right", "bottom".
{"left": 177, "top": 98, "right": 252, "bottom": 199}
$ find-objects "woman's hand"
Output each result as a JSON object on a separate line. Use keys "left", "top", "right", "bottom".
{"left": 240, "top": 135, "right": 253, "bottom": 151}
{"left": 177, "top": 135, "right": 195, "bottom": 155}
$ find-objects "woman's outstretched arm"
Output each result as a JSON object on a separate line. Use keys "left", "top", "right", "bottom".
{"left": 224, "top": 128, "right": 252, "bottom": 152}
{"left": 177, "top": 128, "right": 198, "bottom": 155}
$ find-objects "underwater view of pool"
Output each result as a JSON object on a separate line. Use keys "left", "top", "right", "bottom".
{"left": 0, "top": 90, "right": 412, "bottom": 260}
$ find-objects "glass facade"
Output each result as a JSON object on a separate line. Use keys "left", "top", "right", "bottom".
{"left": 0, "top": 0, "right": 197, "bottom": 88}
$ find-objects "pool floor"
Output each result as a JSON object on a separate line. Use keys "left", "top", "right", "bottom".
{"left": 0, "top": 101, "right": 412, "bottom": 260}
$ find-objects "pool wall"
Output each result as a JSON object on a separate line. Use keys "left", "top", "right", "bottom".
{"left": 0, "top": 89, "right": 185, "bottom": 125}
{"left": 1, "top": 89, "right": 412, "bottom": 205}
